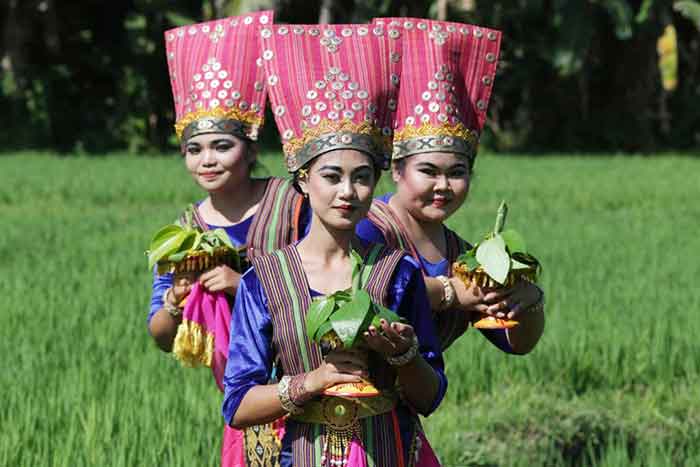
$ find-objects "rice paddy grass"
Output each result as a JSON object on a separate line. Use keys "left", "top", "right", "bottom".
{"left": 1, "top": 152, "right": 698, "bottom": 466}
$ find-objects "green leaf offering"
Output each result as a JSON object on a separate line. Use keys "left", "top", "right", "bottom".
{"left": 455, "top": 201, "right": 541, "bottom": 286}
{"left": 305, "top": 251, "right": 405, "bottom": 351}
{"left": 145, "top": 211, "right": 241, "bottom": 274}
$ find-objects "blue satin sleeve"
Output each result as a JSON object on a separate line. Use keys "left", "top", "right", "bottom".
{"left": 221, "top": 268, "right": 274, "bottom": 426}
{"left": 148, "top": 270, "right": 173, "bottom": 325}
{"left": 355, "top": 217, "right": 387, "bottom": 245}
{"left": 387, "top": 256, "right": 448, "bottom": 416}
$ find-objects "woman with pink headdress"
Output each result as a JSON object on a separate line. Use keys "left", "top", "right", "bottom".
{"left": 357, "top": 18, "right": 545, "bottom": 355}
{"left": 223, "top": 22, "right": 445, "bottom": 467}
{"left": 147, "top": 11, "right": 309, "bottom": 467}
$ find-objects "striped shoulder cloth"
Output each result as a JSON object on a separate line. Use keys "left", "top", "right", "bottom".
{"left": 367, "top": 197, "right": 472, "bottom": 350}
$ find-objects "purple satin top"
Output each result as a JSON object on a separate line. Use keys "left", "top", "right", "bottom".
{"left": 221, "top": 254, "right": 448, "bottom": 462}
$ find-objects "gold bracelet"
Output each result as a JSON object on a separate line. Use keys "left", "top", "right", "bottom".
{"left": 278, "top": 376, "right": 304, "bottom": 415}
{"left": 436, "top": 275, "right": 455, "bottom": 310}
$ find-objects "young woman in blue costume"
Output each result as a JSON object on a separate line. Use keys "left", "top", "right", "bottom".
{"left": 223, "top": 23, "right": 445, "bottom": 467}
{"left": 147, "top": 12, "right": 309, "bottom": 467}
{"left": 356, "top": 19, "right": 545, "bottom": 353}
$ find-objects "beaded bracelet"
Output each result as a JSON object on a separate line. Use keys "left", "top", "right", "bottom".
{"left": 288, "top": 373, "right": 313, "bottom": 407}
{"left": 386, "top": 335, "right": 419, "bottom": 367}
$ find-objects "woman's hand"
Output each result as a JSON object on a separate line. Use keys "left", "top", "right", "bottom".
{"left": 303, "top": 349, "right": 368, "bottom": 395}
{"left": 483, "top": 280, "right": 543, "bottom": 320}
{"left": 170, "top": 272, "right": 195, "bottom": 305}
{"left": 449, "top": 277, "right": 489, "bottom": 317}
{"left": 363, "top": 320, "right": 415, "bottom": 358}
{"left": 199, "top": 265, "right": 241, "bottom": 296}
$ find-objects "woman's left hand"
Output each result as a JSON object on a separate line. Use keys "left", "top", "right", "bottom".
{"left": 199, "top": 265, "right": 241, "bottom": 296}
{"left": 363, "top": 320, "right": 415, "bottom": 358}
{"left": 483, "top": 280, "right": 543, "bottom": 320}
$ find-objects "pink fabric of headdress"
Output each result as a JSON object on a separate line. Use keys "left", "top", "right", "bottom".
{"left": 373, "top": 18, "right": 501, "bottom": 161}
{"left": 260, "top": 23, "right": 402, "bottom": 172}
{"left": 165, "top": 11, "right": 273, "bottom": 141}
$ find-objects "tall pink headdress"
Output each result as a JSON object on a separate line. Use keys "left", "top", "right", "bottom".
{"left": 261, "top": 23, "right": 402, "bottom": 172}
{"left": 373, "top": 18, "right": 501, "bottom": 163}
{"left": 165, "top": 11, "right": 274, "bottom": 142}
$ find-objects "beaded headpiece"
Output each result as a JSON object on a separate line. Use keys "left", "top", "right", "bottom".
{"left": 261, "top": 24, "right": 402, "bottom": 172}
{"left": 165, "top": 11, "right": 273, "bottom": 142}
{"left": 373, "top": 18, "right": 501, "bottom": 162}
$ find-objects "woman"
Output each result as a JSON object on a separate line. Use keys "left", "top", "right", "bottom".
{"left": 223, "top": 23, "right": 445, "bottom": 466}
{"left": 148, "top": 12, "right": 307, "bottom": 467}
{"left": 357, "top": 18, "right": 545, "bottom": 353}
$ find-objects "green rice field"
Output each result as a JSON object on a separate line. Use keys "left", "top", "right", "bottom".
{"left": 1, "top": 152, "right": 699, "bottom": 466}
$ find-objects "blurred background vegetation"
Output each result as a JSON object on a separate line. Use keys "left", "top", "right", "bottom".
{"left": 1, "top": 0, "right": 699, "bottom": 154}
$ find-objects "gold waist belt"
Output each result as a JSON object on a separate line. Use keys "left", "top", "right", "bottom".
{"left": 291, "top": 391, "right": 398, "bottom": 429}
{"left": 290, "top": 391, "right": 399, "bottom": 465}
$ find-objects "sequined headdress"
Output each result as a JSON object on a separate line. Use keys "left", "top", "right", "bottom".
{"left": 261, "top": 24, "right": 402, "bottom": 172}
{"left": 373, "top": 18, "right": 501, "bottom": 162}
{"left": 165, "top": 11, "right": 274, "bottom": 142}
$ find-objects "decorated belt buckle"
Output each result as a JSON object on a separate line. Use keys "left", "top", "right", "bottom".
{"left": 322, "top": 397, "right": 359, "bottom": 430}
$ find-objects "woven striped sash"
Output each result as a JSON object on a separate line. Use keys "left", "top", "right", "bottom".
{"left": 247, "top": 177, "right": 306, "bottom": 261}
{"left": 252, "top": 243, "right": 417, "bottom": 467}
{"left": 367, "top": 198, "right": 471, "bottom": 350}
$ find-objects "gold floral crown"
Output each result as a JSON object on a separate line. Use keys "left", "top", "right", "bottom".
{"left": 392, "top": 121, "right": 479, "bottom": 161}
{"left": 175, "top": 107, "right": 264, "bottom": 142}
{"left": 283, "top": 118, "right": 391, "bottom": 172}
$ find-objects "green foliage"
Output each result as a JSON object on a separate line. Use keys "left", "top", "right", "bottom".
{"left": 674, "top": 0, "right": 700, "bottom": 29}
{"left": 2, "top": 0, "right": 699, "bottom": 153}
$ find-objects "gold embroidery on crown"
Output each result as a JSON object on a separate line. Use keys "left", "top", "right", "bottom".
{"left": 175, "top": 107, "right": 263, "bottom": 140}
{"left": 282, "top": 118, "right": 391, "bottom": 157}
{"left": 394, "top": 122, "right": 478, "bottom": 144}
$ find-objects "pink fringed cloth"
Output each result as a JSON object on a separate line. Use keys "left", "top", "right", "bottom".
{"left": 172, "top": 283, "right": 285, "bottom": 467}
{"left": 173, "top": 282, "right": 230, "bottom": 390}
{"left": 342, "top": 431, "right": 441, "bottom": 467}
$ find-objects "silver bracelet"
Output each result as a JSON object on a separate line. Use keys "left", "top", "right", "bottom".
{"left": 436, "top": 275, "right": 455, "bottom": 310}
{"left": 386, "top": 335, "right": 419, "bottom": 367}
{"left": 162, "top": 288, "right": 182, "bottom": 318}
{"left": 277, "top": 375, "right": 303, "bottom": 415}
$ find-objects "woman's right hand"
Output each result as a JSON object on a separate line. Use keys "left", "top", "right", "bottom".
{"left": 303, "top": 349, "right": 368, "bottom": 396}
{"left": 449, "top": 276, "right": 489, "bottom": 316}
{"left": 169, "top": 272, "right": 195, "bottom": 305}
